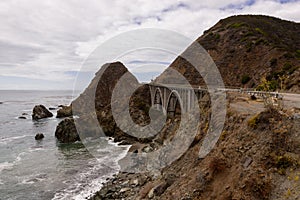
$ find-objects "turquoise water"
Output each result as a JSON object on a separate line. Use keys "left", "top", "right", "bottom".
{"left": 0, "top": 90, "right": 128, "bottom": 200}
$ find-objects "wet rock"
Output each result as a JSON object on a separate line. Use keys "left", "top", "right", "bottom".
{"left": 55, "top": 118, "right": 79, "bottom": 143}
{"left": 56, "top": 105, "right": 72, "bottom": 118}
{"left": 35, "top": 133, "right": 44, "bottom": 140}
{"left": 49, "top": 107, "right": 56, "bottom": 110}
{"left": 18, "top": 116, "right": 26, "bottom": 119}
{"left": 32, "top": 105, "right": 53, "bottom": 120}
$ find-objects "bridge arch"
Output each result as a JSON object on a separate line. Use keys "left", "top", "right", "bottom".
{"left": 153, "top": 87, "right": 164, "bottom": 108}
{"left": 166, "top": 90, "right": 182, "bottom": 117}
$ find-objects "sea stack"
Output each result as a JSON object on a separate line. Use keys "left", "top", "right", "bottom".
{"left": 32, "top": 105, "right": 53, "bottom": 120}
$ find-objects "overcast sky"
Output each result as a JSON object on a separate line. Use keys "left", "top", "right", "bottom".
{"left": 0, "top": 0, "right": 299, "bottom": 90}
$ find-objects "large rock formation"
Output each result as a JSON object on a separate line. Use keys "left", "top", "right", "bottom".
{"left": 55, "top": 118, "right": 79, "bottom": 143}
{"left": 55, "top": 62, "right": 151, "bottom": 143}
{"left": 32, "top": 105, "right": 53, "bottom": 120}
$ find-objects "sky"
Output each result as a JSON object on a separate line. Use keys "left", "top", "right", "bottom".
{"left": 0, "top": 0, "right": 299, "bottom": 90}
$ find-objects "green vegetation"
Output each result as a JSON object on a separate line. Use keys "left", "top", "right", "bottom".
{"left": 283, "top": 62, "right": 293, "bottom": 71}
{"left": 246, "top": 42, "right": 253, "bottom": 52}
{"left": 283, "top": 52, "right": 294, "bottom": 59}
{"left": 282, "top": 63, "right": 299, "bottom": 75}
{"left": 255, "top": 38, "right": 267, "bottom": 45}
{"left": 241, "top": 74, "right": 251, "bottom": 84}
{"left": 248, "top": 114, "right": 259, "bottom": 129}
{"left": 274, "top": 154, "right": 299, "bottom": 174}
{"left": 207, "top": 32, "right": 221, "bottom": 40}
{"left": 256, "top": 78, "right": 279, "bottom": 91}
{"left": 244, "top": 31, "right": 254, "bottom": 37}
{"left": 229, "top": 22, "right": 248, "bottom": 28}
{"left": 255, "top": 27, "right": 266, "bottom": 35}
{"left": 269, "top": 58, "right": 277, "bottom": 66}
{"left": 256, "top": 74, "right": 279, "bottom": 92}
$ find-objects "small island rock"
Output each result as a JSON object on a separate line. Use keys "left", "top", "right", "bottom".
{"left": 35, "top": 133, "right": 44, "bottom": 140}
{"left": 55, "top": 118, "right": 79, "bottom": 143}
{"left": 32, "top": 105, "right": 53, "bottom": 120}
{"left": 56, "top": 105, "right": 72, "bottom": 118}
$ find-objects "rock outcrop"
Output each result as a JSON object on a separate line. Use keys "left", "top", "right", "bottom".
{"left": 70, "top": 61, "right": 150, "bottom": 143}
{"left": 32, "top": 105, "right": 53, "bottom": 120}
{"left": 55, "top": 118, "right": 79, "bottom": 143}
{"left": 56, "top": 105, "right": 72, "bottom": 118}
{"left": 35, "top": 133, "right": 44, "bottom": 140}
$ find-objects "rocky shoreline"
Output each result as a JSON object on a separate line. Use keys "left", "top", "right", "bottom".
{"left": 87, "top": 93, "right": 300, "bottom": 200}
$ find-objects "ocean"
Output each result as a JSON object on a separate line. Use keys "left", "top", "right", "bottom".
{"left": 0, "top": 90, "right": 129, "bottom": 200}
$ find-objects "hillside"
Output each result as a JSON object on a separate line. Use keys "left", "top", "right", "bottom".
{"left": 89, "top": 15, "right": 300, "bottom": 200}
{"left": 156, "top": 15, "right": 300, "bottom": 92}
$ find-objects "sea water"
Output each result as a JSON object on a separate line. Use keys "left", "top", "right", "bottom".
{"left": 0, "top": 90, "right": 129, "bottom": 200}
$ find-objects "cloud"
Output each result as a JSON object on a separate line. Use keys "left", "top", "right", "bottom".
{"left": 0, "top": 0, "right": 299, "bottom": 89}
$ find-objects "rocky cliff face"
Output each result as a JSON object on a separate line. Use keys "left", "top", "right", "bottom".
{"left": 57, "top": 62, "right": 151, "bottom": 143}
{"left": 156, "top": 15, "right": 300, "bottom": 92}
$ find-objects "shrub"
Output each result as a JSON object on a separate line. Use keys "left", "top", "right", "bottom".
{"left": 244, "top": 31, "right": 254, "bottom": 37}
{"left": 215, "top": 33, "right": 220, "bottom": 40}
{"left": 274, "top": 155, "right": 299, "bottom": 171}
{"left": 255, "top": 38, "right": 267, "bottom": 45}
{"left": 230, "top": 22, "right": 248, "bottom": 28}
{"left": 255, "top": 27, "right": 266, "bottom": 35}
{"left": 246, "top": 42, "right": 252, "bottom": 52}
{"left": 269, "top": 58, "right": 277, "bottom": 66}
{"left": 241, "top": 75, "right": 251, "bottom": 84}
{"left": 283, "top": 62, "right": 292, "bottom": 71}
{"left": 248, "top": 114, "right": 259, "bottom": 128}
{"left": 268, "top": 80, "right": 279, "bottom": 91}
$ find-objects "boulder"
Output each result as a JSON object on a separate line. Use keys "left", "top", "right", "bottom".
{"left": 32, "top": 105, "right": 53, "bottom": 120}
{"left": 55, "top": 118, "right": 79, "bottom": 143}
{"left": 35, "top": 133, "right": 44, "bottom": 140}
{"left": 49, "top": 107, "right": 56, "bottom": 110}
{"left": 18, "top": 116, "right": 26, "bottom": 119}
{"left": 56, "top": 105, "right": 72, "bottom": 118}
